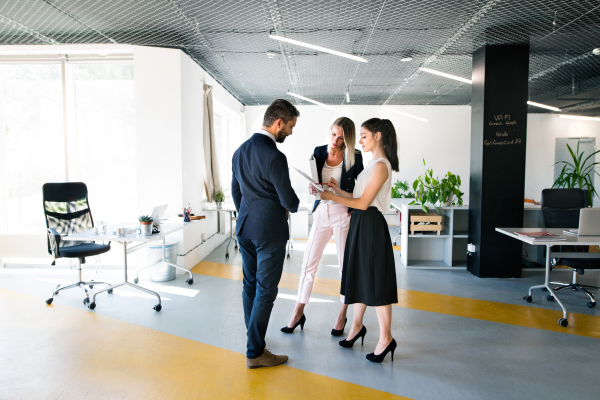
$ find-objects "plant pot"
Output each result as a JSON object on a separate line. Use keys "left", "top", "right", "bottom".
{"left": 216, "top": 202, "right": 222, "bottom": 209}
{"left": 444, "top": 193, "right": 454, "bottom": 206}
{"left": 140, "top": 222, "right": 152, "bottom": 236}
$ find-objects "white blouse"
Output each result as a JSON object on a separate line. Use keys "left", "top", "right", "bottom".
{"left": 321, "top": 160, "right": 343, "bottom": 205}
{"left": 353, "top": 158, "right": 392, "bottom": 213}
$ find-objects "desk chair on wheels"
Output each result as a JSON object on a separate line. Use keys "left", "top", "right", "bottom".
{"left": 43, "top": 182, "right": 113, "bottom": 306}
{"left": 541, "top": 188, "right": 599, "bottom": 308}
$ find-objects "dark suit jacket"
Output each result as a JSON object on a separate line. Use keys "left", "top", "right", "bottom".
{"left": 312, "top": 145, "right": 364, "bottom": 213}
{"left": 232, "top": 133, "right": 299, "bottom": 241}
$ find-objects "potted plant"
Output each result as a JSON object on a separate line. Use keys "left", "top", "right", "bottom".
{"left": 552, "top": 142, "right": 600, "bottom": 206}
{"left": 139, "top": 215, "right": 153, "bottom": 236}
{"left": 410, "top": 159, "right": 464, "bottom": 213}
{"left": 391, "top": 180, "right": 414, "bottom": 199}
{"left": 213, "top": 187, "right": 225, "bottom": 209}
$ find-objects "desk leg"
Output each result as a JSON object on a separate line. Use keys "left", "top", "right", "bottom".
{"left": 89, "top": 241, "right": 163, "bottom": 312}
{"left": 225, "top": 211, "right": 238, "bottom": 260}
{"left": 525, "top": 245, "right": 568, "bottom": 327}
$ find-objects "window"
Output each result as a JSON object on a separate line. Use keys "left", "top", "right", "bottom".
{"left": 212, "top": 102, "right": 243, "bottom": 196}
{"left": 0, "top": 60, "right": 135, "bottom": 234}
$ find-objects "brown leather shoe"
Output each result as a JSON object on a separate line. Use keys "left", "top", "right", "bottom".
{"left": 246, "top": 349, "right": 288, "bottom": 369}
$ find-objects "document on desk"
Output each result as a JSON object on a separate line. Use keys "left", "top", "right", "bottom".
{"left": 294, "top": 167, "right": 324, "bottom": 199}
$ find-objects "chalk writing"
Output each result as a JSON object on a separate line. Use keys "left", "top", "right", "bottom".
{"left": 496, "top": 131, "right": 508, "bottom": 137}
{"left": 484, "top": 138, "right": 522, "bottom": 146}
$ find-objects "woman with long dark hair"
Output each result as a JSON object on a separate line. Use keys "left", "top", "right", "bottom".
{"left": 282, "top": 117, "right": 363, "bottom": 336}
{"left": 319, "top": 118, "right": 399, "bottom": 363}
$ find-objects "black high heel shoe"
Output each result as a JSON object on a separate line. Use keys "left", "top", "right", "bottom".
{"left": 339, "top": 325, "right": 367, "bottom": 348}
{"left": 281, "top": 314, "right": 306, "bottom": 333}
{"left": 366, "top": 339, "right": 397, "bottom": 363}
{"left": 331, "top": 318, "right": 347, "bottom": 337}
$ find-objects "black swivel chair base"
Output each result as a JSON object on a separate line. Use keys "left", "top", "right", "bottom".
{"left": 552, "top": 269, "right": 598, "bottom": 308}
{"left": 45, "top": 258, "right": 112, "bottom": 306}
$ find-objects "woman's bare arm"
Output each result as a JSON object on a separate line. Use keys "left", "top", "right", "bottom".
{"left": 320, "top": 163, "right": 388, "bottom": 210}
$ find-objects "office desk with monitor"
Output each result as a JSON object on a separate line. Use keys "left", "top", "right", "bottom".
{"left": 65, "top": 221, "right": 197, "bottom": 312}
{"left": 496, "top": 227, "right": 600, "bottom": 327}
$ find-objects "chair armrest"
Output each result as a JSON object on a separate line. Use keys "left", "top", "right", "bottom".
{"left": 47, "top": 228, "right": 61, "bottom": 258}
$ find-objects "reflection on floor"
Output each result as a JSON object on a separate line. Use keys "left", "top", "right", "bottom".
{"left": 1, "top": 237, "right": 599, "bottom": 399}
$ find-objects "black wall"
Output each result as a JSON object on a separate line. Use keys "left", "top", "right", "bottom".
{"left": 467, "top": 45, "right": 530, "bottom": 278}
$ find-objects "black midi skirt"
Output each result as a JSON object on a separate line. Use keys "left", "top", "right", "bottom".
{"left": 341, "top": 207, "right": 398, "bottom": 306}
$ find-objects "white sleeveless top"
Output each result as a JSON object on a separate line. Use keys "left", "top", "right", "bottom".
{"left": 321, "top": 160, "right": 343, "bottom": 205}
{"left": 353, "top": 158, "right": 392, "bottom": 213}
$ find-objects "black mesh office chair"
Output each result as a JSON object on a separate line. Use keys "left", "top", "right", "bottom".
{"left": 541, "top": 188, "right": 599, "bottom": 308}
{"left": 43, "top": 182, "right": 113, "bottom": 306}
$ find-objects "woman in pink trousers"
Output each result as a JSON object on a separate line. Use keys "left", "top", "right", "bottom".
{"left": 282, "top": 117, "right": 364, "bottom": 336}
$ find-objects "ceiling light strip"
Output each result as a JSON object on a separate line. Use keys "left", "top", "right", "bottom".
{"left": 270, "top": 35, "right": 367, "bottom": 63}
{"left": 559, "top": 115, "right": 600, "bottom": 121}
{"left": 287, "top": 92, "right": 340, "bottom": 112}
{"left": 419, "top": 67, "right": 472, "bottom": 84}
{"left": 527, "top": 101, "right": 561, "bottom": 112}
{"left": 382, "top": 106, "right": 429, "bottom": 122}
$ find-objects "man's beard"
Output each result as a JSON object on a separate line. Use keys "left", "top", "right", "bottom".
{"left": 276, "top": 129, "right": 288, "bottom": 143}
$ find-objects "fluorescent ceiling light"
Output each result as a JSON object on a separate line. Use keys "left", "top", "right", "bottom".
{"left": 346, "top": 92, "right": 350, "bottom": 102}
{"left": 559, "top": 115, "right": 600, "bottom": 121}
{"left": 527, "top": 101, "right": 561, "bottom": 112}
{"left": 270, "top": 34, "right": 368, "bottom": 63}
{"left": 382, "top": 106, "right": 429, "bottom": 122}
{"left": 419, "top": 67, "right": 472, "bottom": 84}
{"left": 287, "top": 92, "right": 340, "bottom": 111}
{"left": 400, "top": 57, "right": 413, "bottom": 62}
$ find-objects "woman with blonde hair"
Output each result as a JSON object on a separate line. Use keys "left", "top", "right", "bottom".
{"left": 282, "top": 117, "right": 364, "bottom": 336}
{"left": 320, "top": 118, "right": 399, "bottom": 363}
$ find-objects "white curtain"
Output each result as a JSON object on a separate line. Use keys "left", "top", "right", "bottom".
{"left": 203, "top": 84, "right": 221, "bottom": 202}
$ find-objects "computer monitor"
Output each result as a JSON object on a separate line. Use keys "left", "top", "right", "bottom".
{"left": 151, "top": 204, "right": 168, "bottom": 227}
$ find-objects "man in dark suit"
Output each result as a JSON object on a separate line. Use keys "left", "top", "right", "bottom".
{"left": 231, "top": 99, "right": 300, "bottom": 368}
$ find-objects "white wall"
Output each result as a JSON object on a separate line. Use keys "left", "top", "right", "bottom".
{"left": 525, "top": 114, "right": 600, "bottom": 204}
{"left": 245, "top": 105, "right": 600, "bottom": 208}
{"left": 134, "top": 46, "right": 244, "bottom": 268}
{"left": 245, "top": 105, "right": 472, "bottom": 201}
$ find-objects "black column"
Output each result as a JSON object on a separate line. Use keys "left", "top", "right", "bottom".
{"left": 467, "top": 44, "right": 529, "bottom": 278}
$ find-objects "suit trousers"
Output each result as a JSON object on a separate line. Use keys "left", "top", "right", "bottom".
{"left": 297, "top": 203, "right": 351, "bottom": 304}
{"left": 238, "top": 237, "right": 287, "bottom": 359}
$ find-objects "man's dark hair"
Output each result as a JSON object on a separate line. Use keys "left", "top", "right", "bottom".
{"left": 262, "top": 99, "right": 300, "bottom": 127}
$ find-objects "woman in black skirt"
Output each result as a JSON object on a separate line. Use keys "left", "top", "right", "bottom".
{"left": 319, "top": 118, "right": 399, "bottom": 363}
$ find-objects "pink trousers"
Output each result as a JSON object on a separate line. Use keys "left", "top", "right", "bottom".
{"left": 297, "top": 203, "right": 351, "bottom": 304}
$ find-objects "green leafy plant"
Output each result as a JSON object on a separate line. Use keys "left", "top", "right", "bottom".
{"left": 138, "top": 215, "right": 153, "bottom": 223}
{"left": 552, "top": 142, "right": 600, "bottom": 205}
{"left": 213, "top": 187, "right": 226, "bottom": 203}
{"left": 391, "top": 180, "right": 414, "bottom": 199}
{"left": 410, "top": 159, "right": 464, "bottom": 213}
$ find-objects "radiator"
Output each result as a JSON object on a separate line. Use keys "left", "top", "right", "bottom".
{"left": 0, "top": 234, "right": 49, "bottom": 258}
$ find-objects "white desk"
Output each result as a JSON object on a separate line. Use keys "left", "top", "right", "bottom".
{"left": 65, "top": 221, "right": 197, "bottom": 311}
{"left": 204, "top": 202, "right": 312, "bottom": 260}
{"left": 496, "top": 227, "right": 600, "bottom": 327}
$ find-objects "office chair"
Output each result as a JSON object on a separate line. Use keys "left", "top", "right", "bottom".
{"left": 541, "top": 188, "right": 599, "bottom": 308}
{"left": 43, "top": 182, "right": 113, "bottom": 306}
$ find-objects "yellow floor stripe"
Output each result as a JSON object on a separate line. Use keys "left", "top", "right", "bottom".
{"left": 0, "top": 287, "right": 408, "bottom": 400}
{"left": 192, "top": 261, "right": 600, "bottom": 339}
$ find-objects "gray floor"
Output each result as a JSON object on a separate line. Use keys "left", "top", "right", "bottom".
{"left": 1, "top": 235, "right": 600, "bottom": 400}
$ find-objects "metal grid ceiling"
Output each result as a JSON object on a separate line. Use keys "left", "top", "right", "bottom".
{"left": 1, "top": 0, "right": 599, "bottom": 115}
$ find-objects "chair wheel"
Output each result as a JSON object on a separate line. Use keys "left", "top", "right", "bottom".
{"left": 154, "top": 304, "right": 162, "bottom": 312}
{"left": 54, "top": 291, "right": 59, "bottom": 296}
{"left": 558, "top": 318, "right": 568, "bottom": 327}
{"left": 186, "top": 278, "right": 193, "bottom": 285}
{"left": 225, "top": 253, "right": 229, "bottom": 259}
{"left": 523, "top": 295, "right": 532, "bottom": 303}
{"left": 287, "top": 253, "right": 290, "bottom": 259}
{"left": 88, "top": 302, "right": 96, "bottom": 310}
{"left": 133, "top": 278, "right": 139, "bottom": 284}
{"left": 235, "top": 245, "right": 238, "bottom": 251}
{"left": 89, "top": 285, "right": 94, "bottom": 289}
{"left": 107, "top": 289, "right": 113, "bottom": 294}
{"left": 587, "top": 302, "right": 596, "bottom": 308}
{"left": 83, "top": 298, "right": 90, "bottom": 305}
{"left": 46, "top": 298, "right": 53, "bottom": 305}
{"left": 547, "top": 295, "right": 554, "bottom": 301}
